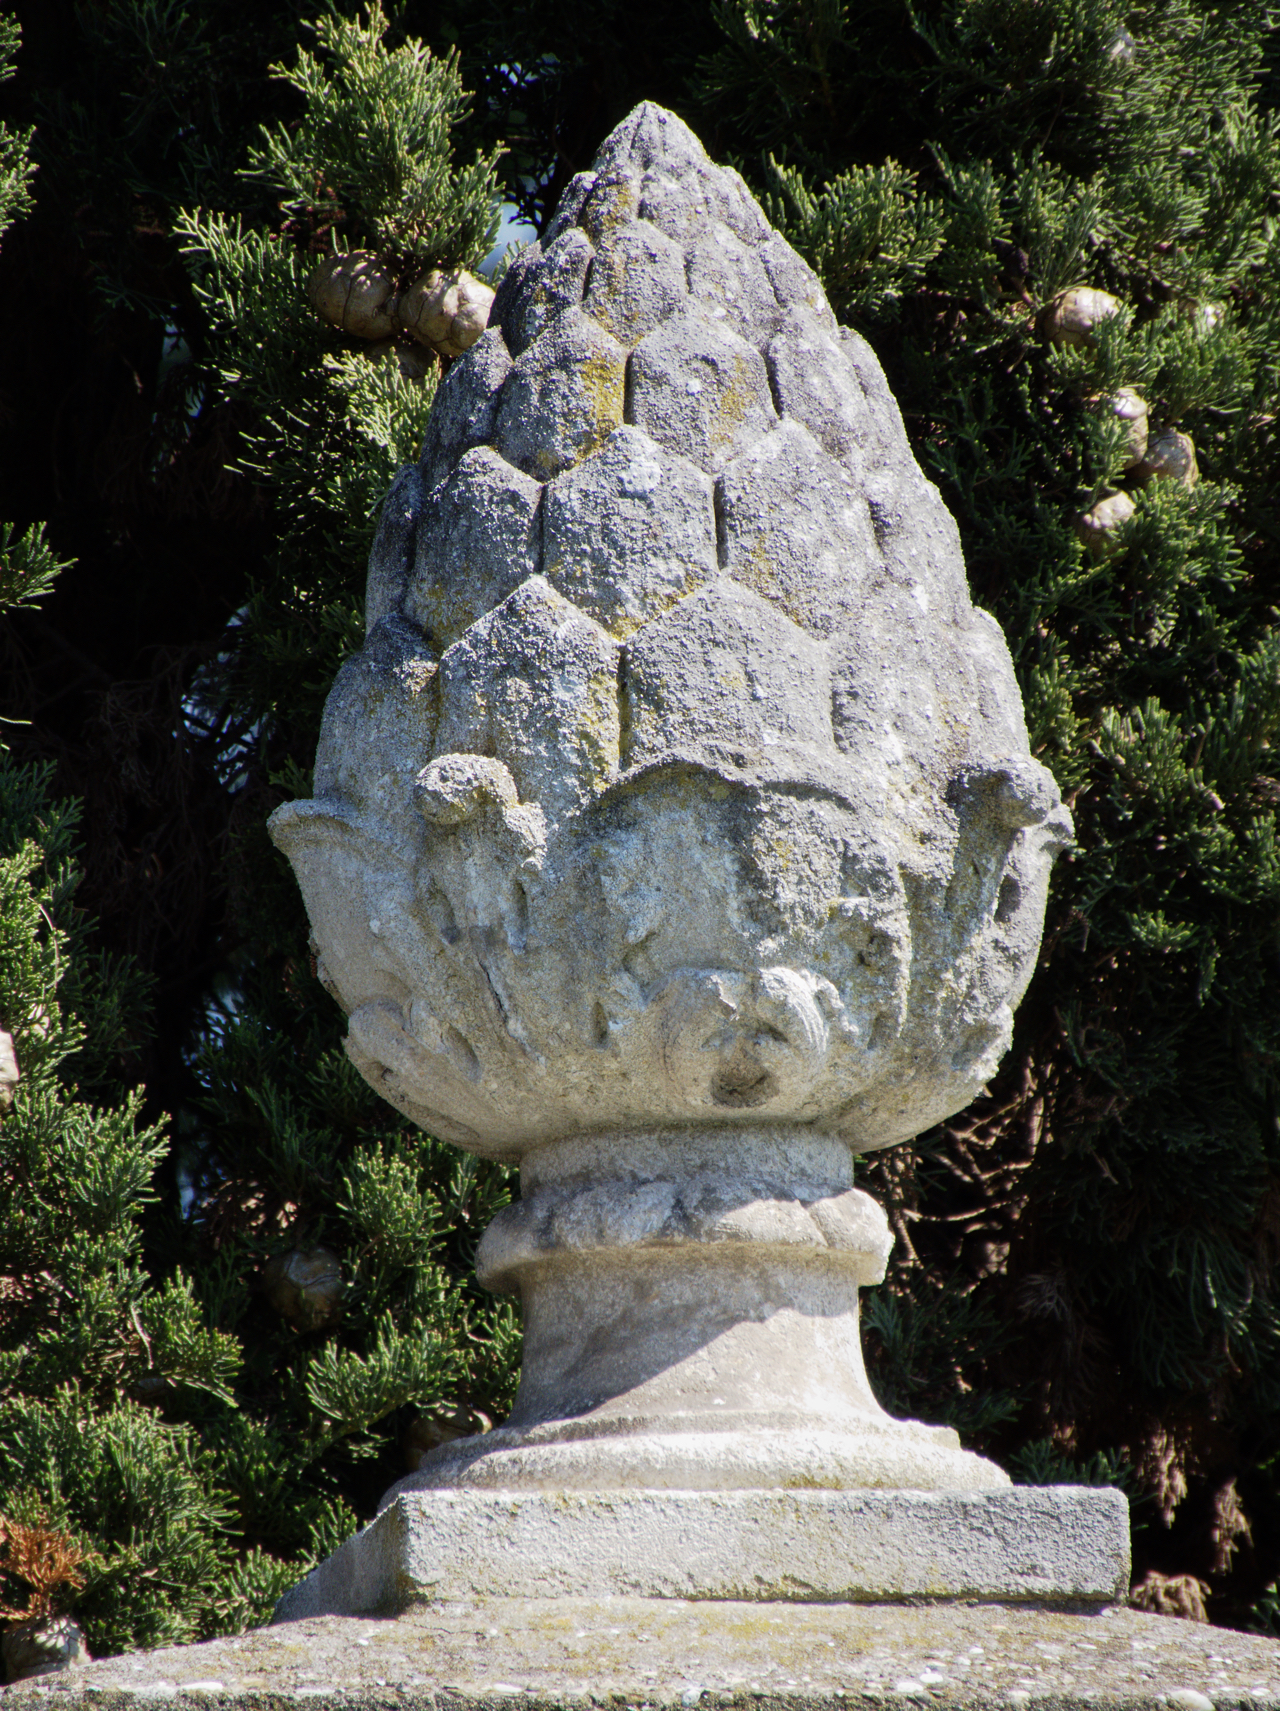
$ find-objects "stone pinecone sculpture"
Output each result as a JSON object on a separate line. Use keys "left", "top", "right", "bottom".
{"left": 270, "top": 102, "right": 1072, "bottom": 1160}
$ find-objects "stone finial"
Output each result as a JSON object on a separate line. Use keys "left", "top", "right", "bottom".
{"left": 268, "top": 102, "right": 1073, "bottom": 1503}
{"left": 270, "top": 101, "right": 1069, "bottom": 1160}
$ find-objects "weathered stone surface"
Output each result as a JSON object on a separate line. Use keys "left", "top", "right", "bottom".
{"left": 717, "top": 420, "right": 882, "bottom": 635}
{"left": 621, "top": 579, "right": 831, "bottom": 769}
{"left": 591, "top": 100, "right": 702, "bottom": 181}
{"left": 433, "top": 577, "right": 620, "bottom": 823}
{"left": 498, "top": 227, "right": 594, "bottom": 357}
{"left": 418, "top": 325, "right": 511, "bottom": 493}
{"left": 641, "top": 161, "right": 773, "bottom": 249}
{"left": 364, "top": 465, "right": 423, "bottom": 629}
{"left": 479, "top": 1159, "right": 893, "bottom": 1289}
{"left": 836, "top": 325, "right": 913, "bottom": 469}
{"left": 629, "top": 307, "right": 778, "bottom": 472}
{"left": 687, "top": 223, "right": 783, "bottom": 344}
{"left": 759, "top": 229, "right": 837, "bottom": 329}
{"left": 275, "top": 1488, "right": 1130, "bottom": 1619}
{"left": 542, "top": 426, "right": 716, "bottom": 635}
{"left": 487, "top": 241, "right": 540, "bottom": 339}
{"left": 767, "top": 312, "right": 873, "bottom": 466}
{"left": 311, "top": 616, "right": 438, "bottom": 854}
{"left": 432, "top": 1130, "right": 941, "bottom": 1481}
{"left": 824, "top": 581, "right": 1069, "bottom": 1144}
{"left": 494, "top": 308, "right": 627, "bottom": 480}
{"left": 542, "top": 170, "right": 597, "bottom": 245}
{"left": 579, "top": 169, "right": 643, "bottom": 246}
{"left": 597, "top": 101, "right": 772, "bottom": 248}
{"left": 19, "top": 1600, "right": 1280, "bottom": 1708}
{"left": 270, "top": 101, "right": 1076, "bottom": 1525}
{"left": 403, "top": 447, "right": 542, "bottom": 651}
{"left": 831, "top": 326, "right": 971, "bottom": 619}
{"left": 583, "top": 219, "right": 688, "bottom": 346}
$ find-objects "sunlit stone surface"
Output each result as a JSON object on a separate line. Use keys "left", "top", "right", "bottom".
{"left": 269, "top": 102, "right": 1077, "bottom": 1526}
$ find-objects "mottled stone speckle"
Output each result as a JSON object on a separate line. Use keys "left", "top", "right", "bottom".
{"left": 274, "top": 98, "right": 1072, "bottom": 1162}
{"left": 271, "top": 95, "right": 1080, "bottom": 1536}
{"left": 542, "top": 425, "right": 716, "bottom": 637}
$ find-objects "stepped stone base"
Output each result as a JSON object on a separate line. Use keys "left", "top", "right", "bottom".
{"left": 14, "top": 1598, "right": 1280, "bottom": 1707}
{"left": 273, "top": 1487, "right": 1130, "bottom": 1622}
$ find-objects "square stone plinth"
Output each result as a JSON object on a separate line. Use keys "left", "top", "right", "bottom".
{"left": 274, "top": 1487, "right": 1130, "bottom": 1621}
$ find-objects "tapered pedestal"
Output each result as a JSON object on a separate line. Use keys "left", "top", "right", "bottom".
{"left": 392, "top": 1128, "right": 1003, "bottom": 1496}
{"left": 275, "top": 1127, "right": 1129, "bottom": 1622}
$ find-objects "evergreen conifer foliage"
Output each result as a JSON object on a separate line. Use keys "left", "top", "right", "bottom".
{"left": 0, "top": 4, "right": 519, "bottom": 1661}
{"left": 0, "top": 18, "right": 256, "bottom": 1662}
{"left": 166, "top": 0, "right": 520, "bottom": 1532}
{"left": 247, "top": 6, "right": 501, "bottom": 265}
{"left": 695, "top": 0, "right": 1280, "bottom": 1626}
{"left": 0, "top": 16, "right": 31, "bottom": 230}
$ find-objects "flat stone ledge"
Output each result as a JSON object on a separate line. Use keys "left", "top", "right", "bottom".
{"left": 273, "top": 1488, "right": 1130, "bottom": 1621}
{"left": 8, "top": 1598, "right": 1280, "bottom": 1708}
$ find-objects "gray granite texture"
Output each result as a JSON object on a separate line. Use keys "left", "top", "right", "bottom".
{"left": 268, "top": 100, "right": 1073, "bottom": 1161}
{"left": 9, "top": 1601, "right": 1280, "bottom": 1708}
{"left": 272, "top": 1489, "right": 1131, "bottom": 1621}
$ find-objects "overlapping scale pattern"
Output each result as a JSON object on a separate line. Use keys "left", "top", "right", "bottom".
{"left": 271, "top": 102, "right": 1072, "bottom": 1160}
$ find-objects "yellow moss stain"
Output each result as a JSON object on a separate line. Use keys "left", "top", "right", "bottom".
{"left": 768, "top": 833, "right": 797, "bottom": 874}
{"left": 604, "top": 562, "right": 710, "bottom": 640}
{"left": 727, "top": 536, "right": 811, "bottom": 631}
{"left": 606, "top": 608, "right": 644, "bottom": 639}
{"left": 576, "top": 347, "right": 626, "bottom": 456}
{"left": 709, "top": 353, "right": 762, "bottom": 453}
{"left": 362, "top": 659, "right": 439, "bottom": 726}
{"left": 575, "top": 666, "right": 623, "bottom": 789}
{"left": 398, "top": 657, "right": 437, "bottom": 695}
{"left": 543, "top": 555, "right": 570, "bottom": 602}
{"left": 588, "top": 257, "right": 631, "bottom": 340}
{"left": 729, "top": 539, "right": 781, "bottom": 603}
{"left": 547, "top": 554, "right": 633, "bottom": 640}
{"left": 535, "top": 346, "right": 626, "bottom": 478}
{"left": 587, "top": 177, "right": 639, "bottom": 243}
{"left": 419, "top": 581, "right": 468, "bottom": 647}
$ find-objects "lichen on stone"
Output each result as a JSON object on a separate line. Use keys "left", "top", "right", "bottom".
{"left": 271, "top": 100, "right": 1072, "bottom": 1159}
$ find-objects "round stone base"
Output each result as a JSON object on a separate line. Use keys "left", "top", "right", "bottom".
{"left": 389, "top": 1411, "right": 1007, "bottom": 1497}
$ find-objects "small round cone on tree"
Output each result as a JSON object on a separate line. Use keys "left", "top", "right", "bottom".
{"left": 1043, "top": 286, "right": 1123, "bottom": 349}
{"left": 1076, "top": 489, "right": 1136, "bottom": 553}
{"left": 1133, "top": 428, "right": 1198, "bottom": 487}
{"left": 262, "top": 1248, "right": 343, "bottom": 1331}
{"left": 1181, "top": 299, "right": 1225, "bottom": 336}
{"left": 307, "top": 252, "right": 399, "bottom": 340}
{"left": 1089, "top": 387, "right": 1148, "bottom": 469}
{"left": 1109, "top": 25, "right": 1137, "bottom": 64}
{"left": 396, "top": 268, "right": 494, "bottom": 357}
